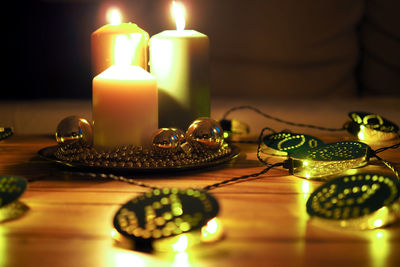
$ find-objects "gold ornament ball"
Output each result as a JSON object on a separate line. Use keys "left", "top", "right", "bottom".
{"left": 186, "top": 118, "right": 224, "bottom": 149}
{"left": 152, "top": 128, "right": 186, "bottom": 150}
{"left": 55, "top": 116, "right": 93, "bottom": 146}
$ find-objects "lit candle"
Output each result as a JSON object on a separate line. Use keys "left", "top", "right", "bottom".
{"left": 91, "top": 8, "right": 149, "bottom": 76}
{"left": 92, "top": 35, "right": 158, "bottom": 148}
{"left": 149, "top": 1, "right": 210, "bottom": 129}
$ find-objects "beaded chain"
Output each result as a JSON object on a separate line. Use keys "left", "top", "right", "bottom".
{"left": 54, "top": 142, "right": 232, "bottom": 169}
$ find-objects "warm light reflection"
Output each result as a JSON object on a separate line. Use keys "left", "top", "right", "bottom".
{"left": 201, "top": 218, "right": 223, "bottom": 242}
{"left": 110, "top": 229, "right": 119, "bottom": 239}
{"left": 113, "top": 33, "right": 144, "bottom": 67}
{"left": 112, "top": 249, "right": 147, "bottom": 267}
{"left": 97, "top": 65, "right": 155, "bottom": 81}
{"left": 171, "top": 1, "right": 186, "bottom": 31}
{"left": 301, "top": 180, "right": 311, "bottom": 200}
{"left": 153, "top": 232, "right": 199, "bottom": 252}
{"left": 0, "top": 228, "right": 6, "bottom": 267}
{"left": 171, "top": 235, "right": 189, "bottom": 252}
{"left": 114, "top": 35, "right": 134, "bottom": 66}
{"left": 153, "top": 217, "right": 223, "bottom": 252}
{"left": 369, "top": 229, "right": 390, "bottom": 267}
{"left": 172, "top": 252, "right": 191, "bottom": 267}
{"left": 315, "top": 203, "right": 400, "bottom": 230}
{"left": 358, "top": 125, "right": 366, "bottom": 141}
{"left": 107, "top": 8, "right": 122, "bottom": 25}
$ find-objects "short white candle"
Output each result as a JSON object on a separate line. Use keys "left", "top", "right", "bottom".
{"left": 92, "top": 36, "right": 158, "bottom": 148}
{"left": 149, "top": 1, "right": 210, "bottom": 130}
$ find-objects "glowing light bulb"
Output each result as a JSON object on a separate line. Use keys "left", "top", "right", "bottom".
{"left": 171, "top": 1, "right": 186, "bottom": 31}
{"left": 372, "top": 219, "right": 384, "bottom": 228}
{"left": 357, "top": 125, "right": 366, "bottom": 141}
{"left": 201, "top": 218, "right": 223, "bottom": 242}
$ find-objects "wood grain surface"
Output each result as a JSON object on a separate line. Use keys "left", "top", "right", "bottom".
{"left": 0, "top": 134, "right": 399, "bottom": 267}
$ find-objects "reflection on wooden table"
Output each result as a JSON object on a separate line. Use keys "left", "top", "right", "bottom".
{"left": 0, "top": 134, "right": 399, "bottom": 267}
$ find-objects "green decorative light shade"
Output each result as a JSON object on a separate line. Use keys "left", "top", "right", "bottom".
{"left": 307, "top": 173, "right": 400, "bottom": 229}
{"left": 113, "top": 188, "right": 219, "bottom": 245}
{"left": 0, "top": 127, "right": 13, "bottom": 141}
{"left": 0, "top": 201, "right": 29, "bottom": 223}
{"left": 261, "top": 132, "right": 324, "bottom": 156}
{"left": 284, "top": 141, "right": 371, "bottom": 180}
{"left": 346, "top": 112, "right": 399, "bottom": 144}
{"left": 0, "top": 176, "right": 27, "bottom": 207}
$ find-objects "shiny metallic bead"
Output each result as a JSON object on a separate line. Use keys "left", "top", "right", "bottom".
{"left": 55, "top": 116, "right": 93, "bottom": 147}
{"left": 186, "top": 118, "right": 224, "bottom": 149}
{"left": 152, "top": 128, "right": 186, "bottom": 150}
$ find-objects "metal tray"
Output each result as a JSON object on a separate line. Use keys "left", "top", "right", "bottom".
{"left": 38, "top": 145, "right": 240, "bottom": 174}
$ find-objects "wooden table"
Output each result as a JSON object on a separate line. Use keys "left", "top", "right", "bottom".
{"left": 0, "top": 132, "right": 399, "bottom": 267}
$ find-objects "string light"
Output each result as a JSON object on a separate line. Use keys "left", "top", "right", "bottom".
{"left": 113, "top": 188, "right": 220, "bottom": 251}
{"left": 306, "top": 172, "right": 400, "bottom": 229}
{"left": 284, "top": 141, "right": 371, "bottom": 180}
{"left": 261, "top": 132, "right": 324, "bottom": 157}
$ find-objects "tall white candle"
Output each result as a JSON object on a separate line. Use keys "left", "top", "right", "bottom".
{"left": 91, "top": 8, "right": 149, "bottom": 76}
{"left": 92, "top": 36, "right": 158, "bottom": 148}
{"left": 149, "top": 1, "right": 210, "bottom": 130}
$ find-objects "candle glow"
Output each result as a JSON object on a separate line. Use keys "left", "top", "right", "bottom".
{"left": 171, "top": 1, "right": 186, "bottom": 31}
{"left": 107, "top": 8, "right": 122, "bottom": 25}
{"left": 114, "top": 35, "right": 134, "bottom": 66}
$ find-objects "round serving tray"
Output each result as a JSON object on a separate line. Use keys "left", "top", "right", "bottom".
{"left": 38, "top": 145, "right": 240, "bottom": 174}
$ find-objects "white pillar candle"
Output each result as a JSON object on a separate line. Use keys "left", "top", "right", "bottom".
{"left": 92, "top": 36, "right": 158, "bottom": 148}
{"left": 149, "top": 1, "right": 210, "bottom": 130}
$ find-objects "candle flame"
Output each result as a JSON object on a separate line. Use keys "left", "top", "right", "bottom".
{"left": 107, "top": 8, "right": 122, "bottom": 25}
{"left": 171, "top": 1, "right": 185, "bottom": 31}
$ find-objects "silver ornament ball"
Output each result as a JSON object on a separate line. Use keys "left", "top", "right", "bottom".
{"left": 55, "top": 116, "right": 93, "bottom": 146}
{"left": 186, "top": 118, "right": 224, "bottom": 149}
{"left": 152, "top": 128, "right": 186, "bottom": 150}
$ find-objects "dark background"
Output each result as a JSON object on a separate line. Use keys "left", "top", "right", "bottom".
{"left": 3, "top": 0, "right": 400, "bottom": 99}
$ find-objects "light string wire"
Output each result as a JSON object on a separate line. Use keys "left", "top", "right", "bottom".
{"left": 203, "top": 127, "right": 283, "bottom": 191}
{"left": 60, "top": 127, "right": 285, "bottom": 192}
{"left": 222, "top": 105, "right": 400, "bottom": 155}
{"left": 369, "top": 149, "right": 400, "bottom": 180}
{"left": 222, "top": 105, "right": 345, "bottom": 132}
{"left": 374, "top": 141, "right": 400, "bottom": 154}
{"left": 59, "top": 127, "right": 399, "bottom": 191}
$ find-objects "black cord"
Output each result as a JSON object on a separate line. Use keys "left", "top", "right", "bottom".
{"left": 202, "top": 162, "right": 284, "bottom": 191}
{"left": 222, "top": 105, "right": 345, "bottom": 132}
{"left": 374, "top": 141, "right": 400, "bottom": 154}
{"left": 62, "top": 171, "right": 159, "bottom": 190}
{"left": 203, "top": 127, "right": 284, "bottom": 191}
{"left": 373, "top": 154, "right": 400, "bottom": 180}
{"left": 61, "top": 126, "right": 284, "bottom": 192}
